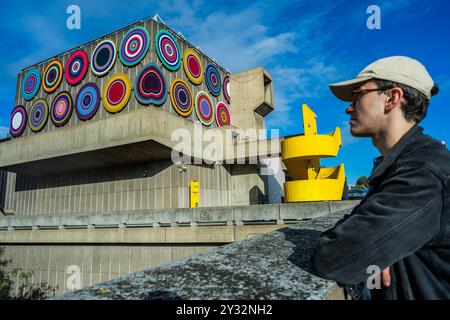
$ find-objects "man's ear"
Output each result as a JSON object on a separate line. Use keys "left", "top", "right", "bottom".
{"left": 385, "top": 87, "right": 403, "bottom": 113}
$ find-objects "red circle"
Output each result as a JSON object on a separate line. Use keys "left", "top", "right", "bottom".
{"left": 65, "top": 50, "right": 88, "bottom": 85}
{"left": 188, "top": 56, "right": 200, "bottom": 76}
{"left": 108, "top": 81, "right": 125, "bottom": 104}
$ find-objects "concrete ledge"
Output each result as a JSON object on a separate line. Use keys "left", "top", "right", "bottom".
{"left": 280, "top": 202, "right": 329, "bottom": 220}
{"left": 233, "top": 203, "right": 280, "bottom": 221}
{"left": 330, "top": 200, "right": 360, "bottom": 213}
{"left": 53, "top": 207, "right": 352, "bottom": 300}
{"left": 0, "top": 201, "right": 359, "bottom": 229}
{"left": 0, "top": 224, "right": 287, "bottom": 244}
{"left": 192, "top": 206, "right": 233, "bottom": 223}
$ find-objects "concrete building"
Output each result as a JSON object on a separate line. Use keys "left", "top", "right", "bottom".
{"left": 0, "top": 16, "right": 280, "bottom": 216}
{"left": 0, "top": 16, "right": 288, "bottom": 295}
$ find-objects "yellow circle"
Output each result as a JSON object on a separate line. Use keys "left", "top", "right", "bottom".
{"left": 183, "top": 49, "right": 204, "bottom": 85}
{"left": 170, "top": 78, "right": 193, "bottom": 117}
{"left": 42, "top": 60, "right": 63, "bottom": 93}
{"left": 102, "top": 73, "right": 132, "bottom": 113}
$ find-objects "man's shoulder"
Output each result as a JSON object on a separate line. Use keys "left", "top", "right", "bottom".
{"left": 398, "top": 132, "right": 450, "bottom": 176}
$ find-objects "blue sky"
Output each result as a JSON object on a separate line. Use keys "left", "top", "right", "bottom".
{"left": 0, "top": 0, "right": 449, "bottom": 184}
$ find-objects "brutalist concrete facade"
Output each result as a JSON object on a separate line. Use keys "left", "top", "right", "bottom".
{"left": 0, "top": 17, "right": 276, "bottom": 216}
{"left": 0, "top": 16, "right": 282, "bottom": 296}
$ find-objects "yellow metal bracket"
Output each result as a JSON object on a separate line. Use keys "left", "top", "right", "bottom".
{"left": 282, "top": 104, "right": 346, "bottom": 202}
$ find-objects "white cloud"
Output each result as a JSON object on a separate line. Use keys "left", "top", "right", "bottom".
{"left": 155, "top": 3, "right": 299, "bottom": 71}
{"left": 265, "top": 60, "right": 340, "bottom": 131}
{"left": 174, "top": 2, "right": 347, "bottom": 135}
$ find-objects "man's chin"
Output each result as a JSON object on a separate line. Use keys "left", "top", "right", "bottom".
{"left": 350, "top": 128, "right": 372, "bottom": 137}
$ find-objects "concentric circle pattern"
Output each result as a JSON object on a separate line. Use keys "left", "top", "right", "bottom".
{"left": 156, "top": 30, "right": 181, "bottom": 71}
{"left": 134, "top": 64, "right": 167, "bottom": 106}
{"left": 10, "top": 105, "right": 27, "bottom": 137}
{"left": 42, "top": 60, "right": 63, "bottom": 93}
{"left": 91, "top": 39, "right": 117, "bottom": 76}
{"left": 119, "top": 26, "right": 150, "bottom": 67}
{"left": 223, "top": 76, "right": 230, "bottom": 103}
{"left": 103, "top": 74, "right": 132, "bottom": 113}
{"left": 21, "top": 69, "right": 41, "bottom": 100}
{"left": 65, "top": 50, "right": 89, "bottom": 85}
{"left": 170, "top": 78, "right": 193, "bottom": 117}
{"left": 75, "top": 82, "right": 100, "bottom": 121}
{"left": 195, "top": 91, "right": 214, "bottom": 126}
{"left": 183, "top": 49, "right": 203, "bottom": 85}
{"left": 51, "top": 91, "right": 73, "bottom": 127}
{"left": 28, "top": 99, "right": 49, "bottom": 132}
{"left": 215, "top": 101, "right": 231, "bottom": 127}
{"left": 205, "top": 64, "right": 221, "bottom": 96}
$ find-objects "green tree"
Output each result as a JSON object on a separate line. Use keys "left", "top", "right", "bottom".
{"left": 355, "top": 176, "right": 369, "bottom": 190}
{"left": 0, "top": 247, "right": 57, "bottom": 300}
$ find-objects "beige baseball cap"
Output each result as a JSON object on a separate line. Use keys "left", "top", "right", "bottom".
{"left": 329, "top": 56, "right": 434, "bottom": 102}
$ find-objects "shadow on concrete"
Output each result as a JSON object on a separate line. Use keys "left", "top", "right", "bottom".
{"left": 14, "top": 159, "right": 172, "bottom": 191}
{"left": 145, "top": 290, "right": 181, "bottom": 300}
{"left": 249, "top": 185, "right": 264, "bottom": 204}
{"left": 279, "top": 227, "right": 323, "bottom": 274}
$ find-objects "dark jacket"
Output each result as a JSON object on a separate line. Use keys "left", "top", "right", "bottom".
{"left": 312, "top": 125, "right": 450, "bottom": 299}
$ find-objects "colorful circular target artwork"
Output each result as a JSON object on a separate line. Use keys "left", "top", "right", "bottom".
{"left": 28, "top": 99, "right": 49, "bottom": 132}
{"left": 183, "top": 49, "right": 203, "bottom": 85}
{"left": 65, "top": 50, "right": 89, "bottom": 86}
{"left": 195, "top": 91, "right": 214, "bottom": 126}
{"left": 119, "top": 26, "right": 150, "bottom": 67}
{"left": 215, "top": 101, "right": 231, "bottom": 127}
{"left": 103, "top": 74, "right": 132, "bottom": 113}
{"left": 91, "top": 39, "right": 117, "bottom": 76}
{"left": 50, "top": 91, "right": 73, "bottom": 127}
{"left": 155, "top": 30, "right": 181, "bottom": 71}
{"left": 223, "top": 76, "right": 231, "bottom": 103}
{"left": 21, "top": 69, "right": 41, "bottom": 100}
{"left": 205, "top": 64, "right": 222, "bottom": 96}
{"left": 42, "top": 60, "right": 64, "bottom": 93}
{"left": 135, "top": 64, "right": 167, "bottom": 106}
{"left": 75, "top": 82, "right": 100, "bottom": 121}
{"left": 170, "top": 78, "right": 193, "bottom": 117}
{"left": 10, "top": 105, "right": 27, "bottom": 137}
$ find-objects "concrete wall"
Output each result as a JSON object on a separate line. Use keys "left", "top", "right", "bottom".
{"left": 0, "top": 171, "right": 7, "bottom": 211}
{"left": 0, "top": 244, "right": 218, "bottom": 296}
{"left": 51, "top": 204, "right": 357, "bottom": 300}
{"left": 1, "top": 161, "right": 230, "bottom": 215}
{"left": 1, "top": 159, "right": 275, "bottom": 215}
{"left": 230, "top": 67, "right": 273, "bottom": 130}
{"left": 229, "top": 165, "right": 265, "bottom": 206}
{"left": 0, "top": 201, "right": 358, "bottom": 297}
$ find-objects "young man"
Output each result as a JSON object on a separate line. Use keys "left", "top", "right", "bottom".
{"left": 312, "top": 56, "right": 450, "bottom": 300}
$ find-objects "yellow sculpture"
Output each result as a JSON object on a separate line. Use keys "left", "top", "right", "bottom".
{"left": 282, "top": 104, "right": 346, "bottom": 202}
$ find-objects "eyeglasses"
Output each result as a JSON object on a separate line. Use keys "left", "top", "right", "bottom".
{"left": 351, "top": 87, "right": 391, "bottom": 105}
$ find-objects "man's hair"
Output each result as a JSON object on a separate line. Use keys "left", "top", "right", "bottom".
{"left": 374, "top": 79, "right": 439, "bottom": 123}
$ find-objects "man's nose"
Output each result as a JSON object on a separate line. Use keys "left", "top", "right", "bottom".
{"left": 345, "top": 103, "right": 354, "bottom": 114}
